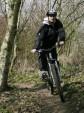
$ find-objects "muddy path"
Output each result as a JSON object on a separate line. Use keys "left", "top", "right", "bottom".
{"left": 0, "top": 80, "right": 84, "bottom": 113}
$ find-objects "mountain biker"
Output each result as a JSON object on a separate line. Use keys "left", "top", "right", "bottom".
{"left": 31, "top": 9, "right": 65, "bottom": 80}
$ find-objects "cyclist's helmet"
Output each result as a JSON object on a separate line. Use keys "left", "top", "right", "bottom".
{"left": 46, "top": 9, "right": 57, "bottom": 16}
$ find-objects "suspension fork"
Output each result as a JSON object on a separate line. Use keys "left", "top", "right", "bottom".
{"left": 47, "top": 52, "right": 57, "bottom": 86}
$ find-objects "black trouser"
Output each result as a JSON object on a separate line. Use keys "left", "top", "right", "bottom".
{"left": 37, "top": 48, "right": 57, "bottom": 71}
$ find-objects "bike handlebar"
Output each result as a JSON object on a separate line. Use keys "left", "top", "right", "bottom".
{"left": 36, "top": 45, "right": 56, "bottom": 53}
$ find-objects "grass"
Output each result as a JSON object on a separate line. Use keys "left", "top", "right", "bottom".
{"left": 9, "top": 69, "right": 42, "bottom": 85}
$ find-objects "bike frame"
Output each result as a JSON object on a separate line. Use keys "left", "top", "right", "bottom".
{"left": 36, "top": 48, "right": 64, "bottom": 102}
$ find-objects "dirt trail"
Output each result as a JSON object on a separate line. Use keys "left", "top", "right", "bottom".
{"left": 0, "top": 81, "right": 84, "bottom": 113}
{"left": 16, "top": 83, "right": 66, "bottom": 113}
{"left": 14, "top": 82, "right": 84, "bottom": 113}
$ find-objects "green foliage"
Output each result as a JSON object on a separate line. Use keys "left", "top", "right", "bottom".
{"left": 61, "top": 64, "right": 80, "bottom": 77}
{"left": 9, "top": 69, "right": 41, "bottom": 85}
{"left": 0, "top": 106, "right": 11, "bottom": 113}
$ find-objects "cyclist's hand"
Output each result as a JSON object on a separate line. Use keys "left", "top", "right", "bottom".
{"left": 56, "top": 41, "right": 64, "bottom": 47}
{"left": 31, "top": 49, "right": 36, "bottom": 53}
{"left": 59, "top": 41, "right": 64, "bottom": 45}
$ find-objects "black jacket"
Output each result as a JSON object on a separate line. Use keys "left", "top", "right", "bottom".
{"left": 34, "top": 19, "right": 65, "bottom": 50}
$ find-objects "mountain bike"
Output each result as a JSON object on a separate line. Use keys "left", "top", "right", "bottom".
{"left": 37, "top": 48, "right": 65, "bottom": 102}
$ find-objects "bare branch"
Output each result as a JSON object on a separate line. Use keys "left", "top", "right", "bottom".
{"left": 65, "top": 13, "right": 84, "bottom": 29}
{"left": 64, "top": 1, "right": 84, "bottom": 22}
{"left": 52, "top": 0, "right": 57, "bottom": 9}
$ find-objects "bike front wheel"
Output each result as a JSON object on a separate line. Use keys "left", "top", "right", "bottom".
{"left": 54, "top": 64, "right": 65, "bottom": 102}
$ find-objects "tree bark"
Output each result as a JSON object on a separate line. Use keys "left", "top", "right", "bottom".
{"left": 0, "top": 0, "right": 21, "bottom": 91}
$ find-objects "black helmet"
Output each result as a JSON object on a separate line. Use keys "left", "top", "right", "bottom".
{"left": 46, "top": 9, "right": 57, "bottom": 16}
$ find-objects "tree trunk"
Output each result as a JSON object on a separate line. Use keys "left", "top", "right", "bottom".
{"left": 0, "top": 0, "right": 21, "bottom": 91}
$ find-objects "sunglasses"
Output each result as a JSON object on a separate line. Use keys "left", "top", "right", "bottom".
{"left": 49, "top": 14, "right": 56, "bottom": 17}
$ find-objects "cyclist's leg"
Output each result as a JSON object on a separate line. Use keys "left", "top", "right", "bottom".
{"left": 37, "top": 52, "right": 48, "bottom": 80}
{"left": 51, "top": 48, "right": 60, "bottom": 70}
{"left": 51, "top": 47, "right": 57, "bottom": 60}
